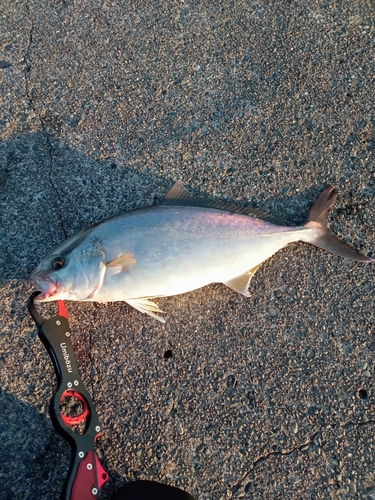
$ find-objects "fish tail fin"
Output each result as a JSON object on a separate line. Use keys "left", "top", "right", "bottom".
{"left": 301, "top": 186, "right": 373, "bottom": 262}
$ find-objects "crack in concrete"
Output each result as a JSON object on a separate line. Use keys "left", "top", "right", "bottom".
{"left": 24, "top": 20, "right": 68, "bottom": 240}
{"left": 229, "top": 429, "right": 321, "bottom": 498}
{"left": 24, "top": 21, "right": 34, "bottom": 78}
{"left": 230, "top": 416, "right": 375, "bottom": 498}
{"left": 252, "top": 430, "right": 321, "bottom": 469}
{"left": 343, "top": 419, "right": 375, "bottom": 432}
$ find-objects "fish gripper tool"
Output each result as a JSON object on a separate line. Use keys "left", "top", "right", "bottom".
{"left": 27, "top": 292, "right": 108, "bottom": 500}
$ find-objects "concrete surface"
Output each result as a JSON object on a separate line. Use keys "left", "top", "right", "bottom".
{"left": 1, "top": 0, "right": 374, "bottom": 498}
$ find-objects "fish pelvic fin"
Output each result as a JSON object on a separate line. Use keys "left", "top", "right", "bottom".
{"left": 302, "top": 186, "right": 373, "bottom": 263}
{"left": 224, "top": 263, "right": 263, "bottom": 296}
{"left": 125, "top": 297, "right": 166, "bottom": 323}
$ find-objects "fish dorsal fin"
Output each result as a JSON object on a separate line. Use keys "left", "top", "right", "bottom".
{"left": 162, "top": 181, "right": 283, "bottom": 225}
{"left": 162, "top": 181, "right": 206, "bottom": 207}
{"left": 125, "top": 297, "right": 166, "bottom": 323}
{"left": 224, "top": 263, "right": 263, "bottom": 297}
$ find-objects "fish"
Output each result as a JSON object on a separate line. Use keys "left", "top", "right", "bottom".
{"left": 30, "top": 182, "right": 373, "bottom": 322}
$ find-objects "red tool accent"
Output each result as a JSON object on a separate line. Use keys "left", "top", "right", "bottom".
{"left": 57, "top": 300, "right": 68, "bottom": 318}
{"left": 95, "top": 455, "right": 109, "bottom": 490}
{"left": 60, "top": 390, "right": 89, "bottom": 425}
{"left": 71, "top": 451, "right": 97, "bottom": 500}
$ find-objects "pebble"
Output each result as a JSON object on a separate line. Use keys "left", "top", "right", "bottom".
{"left": 244, "top": 482, "right": 255, "bottom": 493}
{"left": 177, "top": 421, "right": 184, "bottom": 435}
{"left": 349, "top": 482, "right": 357, "bottom": 493}
{"left": 196, "top": 442, "right": 205, "bottom": 453}
{"left": 267, "top": 307, "right": 277, "bottom": 317}
{"left": 227, "top": 375, "right": 236, "bottom": 388}
{"left": 0, "top": 60, "right": 12, "bottom": 69}
{"left": 289, "top": 475, "right": 300, "bottom": 485}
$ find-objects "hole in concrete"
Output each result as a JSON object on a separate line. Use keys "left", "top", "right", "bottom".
{"left": 164, "top": 350, "right": 173, "bottom": 359}
{"left": 358, "top": 389, "right": 367, "bottom": 399}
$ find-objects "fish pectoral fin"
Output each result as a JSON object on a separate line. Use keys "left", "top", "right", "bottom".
{"left": 106, "top": 253, "right": 136, "bottom": 272}
{"left": 224, "top": 263, "right": 263, "bottom": 297}
{"left": 125, "top": 297, "right": 166, "bottom": 323}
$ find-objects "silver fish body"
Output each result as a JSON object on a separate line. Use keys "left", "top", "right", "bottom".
{"left": 86, "top": 205, "right": 308, "bottom": 300}
{"left": 30, "top": 183, "right": 373, "bottom": 321}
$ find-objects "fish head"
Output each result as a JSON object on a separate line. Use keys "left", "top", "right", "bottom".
{"left": 30, "top": 238, "right": 106, "bottom": 302}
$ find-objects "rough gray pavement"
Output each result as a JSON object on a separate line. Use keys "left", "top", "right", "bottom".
{"left": 1, "top": 0, "right": 374, "bottom": 499}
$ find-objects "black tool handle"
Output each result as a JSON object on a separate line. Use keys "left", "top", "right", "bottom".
{"left": 28, "top": 295, "right": 108, "bottom": 499}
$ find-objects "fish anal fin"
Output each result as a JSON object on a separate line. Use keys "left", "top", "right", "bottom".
{"left": 162, "top": 182, "right": 283, "bottom": 225}
{"left": 125, "top": 297, "right": 166, "bottom": 323}
{"left": 107, "top": 253, "right": 136, "bottom": 272}
{"left": 224, "top": 263, "right": 263, "bottom": 297}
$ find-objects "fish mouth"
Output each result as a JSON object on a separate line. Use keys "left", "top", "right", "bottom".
{"left": 30, "top": 275, "right": 60, "bottom": 301}
{"left": 34, "top": 289, "right": 59, "bottom": 301}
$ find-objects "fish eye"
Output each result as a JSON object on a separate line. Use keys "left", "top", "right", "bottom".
{"left": 52, "top": 256, "right": 65, "bottom": 270}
